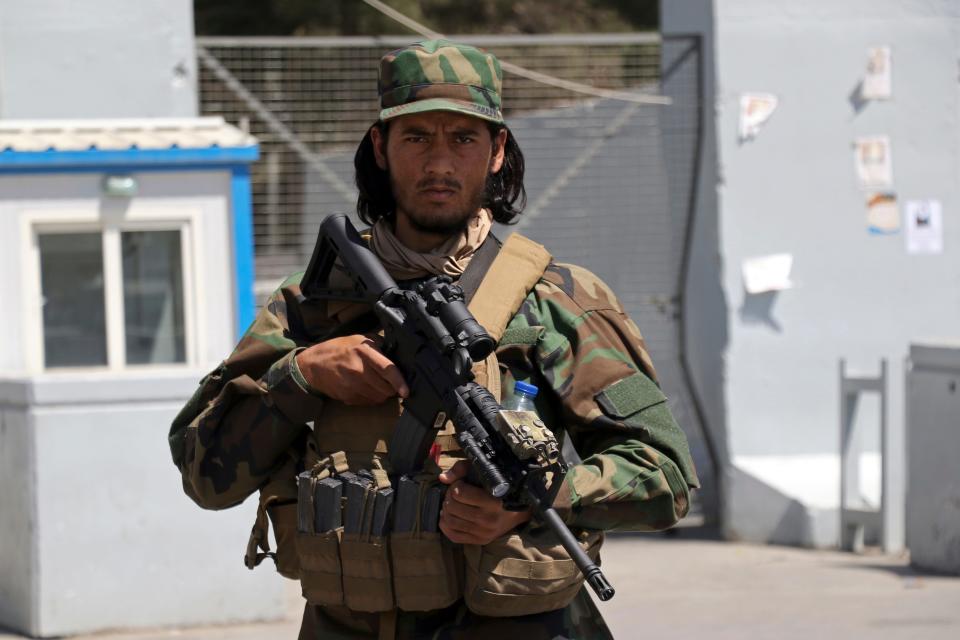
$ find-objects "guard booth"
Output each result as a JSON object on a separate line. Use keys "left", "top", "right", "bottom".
{"left": 0, "top": 118, "right": 287, "bottom": 636}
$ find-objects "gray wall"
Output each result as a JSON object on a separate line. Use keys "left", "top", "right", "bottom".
{"left": 665, "top": 0, "right": 960, "bottom": 546}
{"left": 0, "top": 377, "right": 287, "bottom": 637}
{"left": 0, "top": 405, "right": 35, "bottom": 632}
{"left": 906, "top": 343, "right": 960, "bottom": 575}
{"left": 0, "top": 0, "right": 197, "bottom": 119}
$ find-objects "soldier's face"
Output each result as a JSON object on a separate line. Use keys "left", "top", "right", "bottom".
{"left": 371, "top": 111, "right": 506, "bottom": 236}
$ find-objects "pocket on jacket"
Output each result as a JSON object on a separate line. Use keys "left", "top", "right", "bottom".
{"left": 463, "top": 526, "right": 603, "bottom": 617}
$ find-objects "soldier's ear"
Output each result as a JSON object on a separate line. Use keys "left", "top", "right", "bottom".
{"left": 489, "top": 127, "right": 507, "bottom": 174}
{"left": 370, "top": 124, "right": 388, "bottom": 171}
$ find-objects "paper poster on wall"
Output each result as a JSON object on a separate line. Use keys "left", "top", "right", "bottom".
{"left": 866, "top": 192, "right": 900, "bottom": 234}
{"left": 905, "top": 199, "right": 943, "bottom": 254}
{"left": 742, "top": 253, "right": 793, "bottom": 294}
{"left": 862, "top": 46, "right": 892, "bottom": 100}
{"left": 739, "top": 93, "right": 778, "bottom": 142}
{"left": 854, "top": 136, "right": 892, "bottom": 188}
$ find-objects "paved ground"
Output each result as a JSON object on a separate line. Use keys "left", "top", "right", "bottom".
{"left": 3, "top": 533, "right": 958, "bottom": 639}
{"left": 597, "top": 533, "right": 960, "bottom": 640}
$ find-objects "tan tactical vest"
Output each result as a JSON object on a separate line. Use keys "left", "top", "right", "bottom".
{"left": 245, "top": 233, "right": 602, "bottom": 627}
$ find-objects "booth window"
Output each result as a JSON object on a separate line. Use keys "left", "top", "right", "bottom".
{"left": 38, "top": 228, "right": 188, "bottom": 369}
{"left": 39, "top": 233, "right": 109, "bottom": 367}
{"left": 122, "top": 231, "right": 186, "bottom": 365}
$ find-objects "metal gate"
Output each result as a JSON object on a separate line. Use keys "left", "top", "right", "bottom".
{"left": 197, "top": 33, "right": 717, "bottom": 525}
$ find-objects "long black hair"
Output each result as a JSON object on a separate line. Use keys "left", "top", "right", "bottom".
{"left": 354, "top": 120, "right": 527, "bottom": 226}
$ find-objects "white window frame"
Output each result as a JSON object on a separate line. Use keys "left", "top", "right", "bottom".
{"left": 22, "top": 205, "right": 204, "bottom": 374}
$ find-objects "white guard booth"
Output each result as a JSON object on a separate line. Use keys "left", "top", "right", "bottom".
{"left": 0, "top": 118, "right": 289, "bottom": 636}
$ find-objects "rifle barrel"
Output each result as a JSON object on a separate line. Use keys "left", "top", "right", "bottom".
{"left": 538, "top": 505, "right": 615, "bottom": 601}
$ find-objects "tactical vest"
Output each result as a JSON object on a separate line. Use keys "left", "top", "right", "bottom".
{"left": 245, "top": 233, "right": 602, "bottom": 626}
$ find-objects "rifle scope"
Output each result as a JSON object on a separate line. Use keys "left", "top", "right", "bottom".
{"left": 418, "top": 278, "right": 495, "bottom": 362}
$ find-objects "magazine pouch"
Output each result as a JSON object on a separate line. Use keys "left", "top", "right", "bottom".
{"left": 295, "top": 451, "right": 349, "bottom": 606}
{"left": 390, "top": 470, "right": 463, "bottom": 611}
{"left": 339, "top": 462, "right": 395, "bottom": 612}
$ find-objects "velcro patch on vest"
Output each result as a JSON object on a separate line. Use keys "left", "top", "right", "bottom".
{"left": 500, "top": 326, "right": 544, "bottom": 346}
{"left": 595, "top": 371, "right": 666, "bottom": 419}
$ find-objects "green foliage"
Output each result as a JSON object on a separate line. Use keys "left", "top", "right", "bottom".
{"left": 194, "top": 0, "right": 658, "bottom": 36}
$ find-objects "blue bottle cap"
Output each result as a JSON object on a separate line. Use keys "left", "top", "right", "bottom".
{"left": 514, "top": 381, "right": 539, "bottom": 397}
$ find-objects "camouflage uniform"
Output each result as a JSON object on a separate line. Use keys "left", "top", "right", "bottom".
{"left": 169, "top": 262, "right": 699, "bottom": 638}
{"left": 168, "top": 40, "right": 699, "bottom": 640}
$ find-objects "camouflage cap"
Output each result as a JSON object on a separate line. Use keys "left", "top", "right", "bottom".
{"left": 378, "top": 39, "right": 504, "bottom": 124}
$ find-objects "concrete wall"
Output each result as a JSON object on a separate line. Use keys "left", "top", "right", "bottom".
{"left": 906, "top": 343, "right": 960, "bottom": 575}
{"left": 0, "top": 376, "right": 288, "bottom": 637}
{"left": 0, "top": 405, "right": 36, "bottom": 632}
{"left": 0, "top": 0, "right": 197, "bottom": 119}
{"left": 665, "top": 0, "right": 960, "bottom": 547}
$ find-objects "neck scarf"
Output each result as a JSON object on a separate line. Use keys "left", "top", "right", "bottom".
{"left": 370, "top": 209, "right": 493, "bottom": 280}
{"left": 324, "top": 210, "right": 493, "bottom": 324}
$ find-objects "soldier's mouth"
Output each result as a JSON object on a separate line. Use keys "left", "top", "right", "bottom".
{"left": 420, "top": 188, "right": 458, "bottom": 201}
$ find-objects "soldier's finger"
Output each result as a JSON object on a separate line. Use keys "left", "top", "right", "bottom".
{"left": 361, "top": 345, "right": 410, "bottom": 398}
{"left": 439, "top": 518, "right": 488, "bottom": 545}
{"left": 441, "top": 494, "right": 483, "bottom": 522}
{"left": 441, "top": 511, "right": 493, "bottom": 537}
{"left": 438, "top": 460, "right": 470, "bottom": 485}
{"left": 340, "top": 375, "right": 393, "bottom": 405}
{"left": 358, "top": 364, "right": 397, "bottom": 399}
{"left": 439, "top": 522, "right": 470, "bottom": 544}
{"left": 448, "top": 479, "right": 500, "bottom": 510}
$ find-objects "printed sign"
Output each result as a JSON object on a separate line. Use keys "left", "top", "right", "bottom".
{"left": 862, "top": 46, "right": 892, "bottom": 100}
{"left": 854, "top": 136, "right": 893, "bottom": 188}
{"left": 866, "top": 192, "right": 900, "bottom": 235}
{"left": 905, "top": 199, "right": 943, "bottom": 254}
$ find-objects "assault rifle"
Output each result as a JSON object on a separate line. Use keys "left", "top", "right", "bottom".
{"left": 301, "top": 213, "right": 614, "bottom": 602}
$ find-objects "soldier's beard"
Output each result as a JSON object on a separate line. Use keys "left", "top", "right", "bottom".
{"left": 389, "top": 172, "right": 490, "bottom": 237}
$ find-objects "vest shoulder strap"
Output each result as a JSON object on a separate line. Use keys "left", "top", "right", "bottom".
{"left": 458, "top": 233, "right": 501, "bottom": 305}
{"left": 468, "top": 233, "right": 552, "bottom": 342}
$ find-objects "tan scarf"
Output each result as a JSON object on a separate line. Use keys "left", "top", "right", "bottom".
{"left": 326, "top": 210, "right": 492, "bottom": 324}
{"left": 370, "top": 209, "right": 493, "bottom": 280}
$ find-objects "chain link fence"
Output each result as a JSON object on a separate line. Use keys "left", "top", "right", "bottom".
{"left": 197, "top": 35, "right": 662, "bottom": 289}
{"left": 197, "top": 33, "right": 715, "bottom": 523}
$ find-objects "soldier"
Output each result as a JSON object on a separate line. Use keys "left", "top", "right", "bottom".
{"left": 169, "top": 40, "right": 699, "bottom": 639}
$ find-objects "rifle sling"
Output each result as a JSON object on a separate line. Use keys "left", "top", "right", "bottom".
{"left": 458, "top": 232, "right": 502, "bottom": 305}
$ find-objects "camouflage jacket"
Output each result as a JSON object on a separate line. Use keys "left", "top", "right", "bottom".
{"left": 169, "top": 258, "right": 699, "bottom": 533}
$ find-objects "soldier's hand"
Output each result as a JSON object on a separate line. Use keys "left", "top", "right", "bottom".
{"left": 295, "top": 334, "right": 409, "bottom": 405}
{"left": 438, "top": 460, "right": 531, "bottom": 545}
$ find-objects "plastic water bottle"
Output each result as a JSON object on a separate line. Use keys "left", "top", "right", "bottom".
{"left": 504, "top": 381, "right": 539, "bottom": 412}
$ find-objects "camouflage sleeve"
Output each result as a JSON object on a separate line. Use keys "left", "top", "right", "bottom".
{"left": 167, "top": 280, "right": 325, "bottom": 510}
{"left": 501, "top": 263, "right": 700, "bottom": 532}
